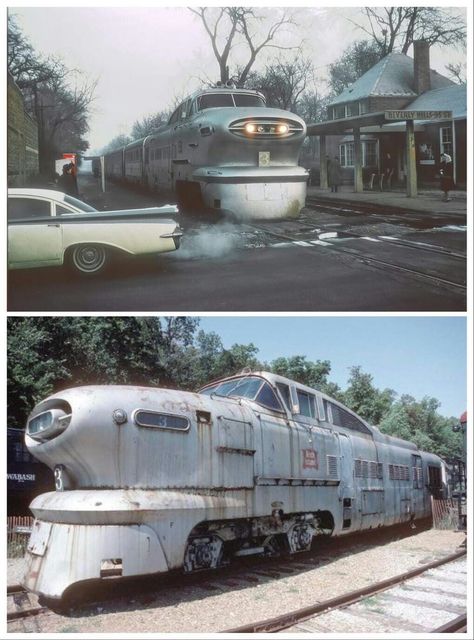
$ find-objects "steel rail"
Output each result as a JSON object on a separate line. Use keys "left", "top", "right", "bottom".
{"left": 247, "top": 222, "right": 466, "bottom": 293}
{"left": 7, "top": 606, "right": 48, "bottom": 622}
{"left": 224, "top": 548, "right": 467, "bottom": 633}
{"left": 305, "top": 196, "right": 466, "bottom": 224}
{"left": 7, "top": 583, "right": 26, "bottom": 595}
{"left": 303, "top": 205, "right": 466, "bottom": 260}
{"left": 432, "top": 613, "right": 467, "bottom": 633}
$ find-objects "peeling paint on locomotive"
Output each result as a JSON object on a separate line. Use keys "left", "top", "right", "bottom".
{"left": 21, "top": 371, "right": 447, "bottom": 600}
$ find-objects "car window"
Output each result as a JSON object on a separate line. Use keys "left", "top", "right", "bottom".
{"left": 56, "top": 204, "right": 77, "bottom": 215}
{"left": 8, "top": 197, "right": 51, "bottom": 221}
{"left": 63, "top": 195, "right": 96, "bottom": 212}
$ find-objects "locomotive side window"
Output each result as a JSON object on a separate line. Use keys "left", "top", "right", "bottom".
{"left": 326, "top": 401, "right": 371, "bottom": 435}
{"left": 296, "top": 390, "right": 316, "bottom": 418}
{"left": 181, "top": 99, "right": 192, "bottom": 119}
{"left": 316, "top": 395, "right": 326, "bottom": 421}
{"left": 276, "top": 383, "right": 291, "bottom": 411}
{"left": 169, "top": 106, "right": 181, "bottom": 124}
{"left": 134, "top": 411, "right": 189, "bottom": 432}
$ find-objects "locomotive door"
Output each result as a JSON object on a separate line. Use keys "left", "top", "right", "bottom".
{"left": 336, "top": 433, "right": 357, "bottom": 530}
{"left": 216, "top": 412, "right": 255, "bottom": 489}
{"left": 411, "top": 454, "right": 425, "bottom": 517}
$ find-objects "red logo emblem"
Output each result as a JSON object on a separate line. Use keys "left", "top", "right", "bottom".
{"left": 302, "top": 449, "right": 318, "bottom": 469}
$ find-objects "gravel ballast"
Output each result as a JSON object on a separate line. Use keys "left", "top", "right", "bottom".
{"left": 8, "top": 528, "right": 466, "bottom": 634}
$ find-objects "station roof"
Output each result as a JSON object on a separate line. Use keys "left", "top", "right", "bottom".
{"left": 329, "top": 52, "right": 454, "bottom": 106}
{"left": 308, "top": 83, "right": 465, "bottom": 136}
{"left": 402, "top": 84, "right": 466, "bottom": 121}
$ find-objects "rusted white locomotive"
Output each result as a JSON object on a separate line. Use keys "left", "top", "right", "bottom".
{"left": 22, "top": 371, "right": 446, "bottom": 600}
{"left": 104, "top": 87, "right": 308, "bottom": 220}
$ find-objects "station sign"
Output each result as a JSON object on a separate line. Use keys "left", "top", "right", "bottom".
{"left": 385, "top": 110, "right": 452, "bottom": 121}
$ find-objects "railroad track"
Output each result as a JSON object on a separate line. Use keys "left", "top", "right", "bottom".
{"left": 224, "top": 549, "right": 467, "bottom": 633}
{"left": 305, "top": 196, "right": 466, "bottom": 226}
{"left": 246, "top": 215, "right": 466, "bottom": 294}
{"left": 7, "top": 521, "right": 430, "bottom": 622}
{"left": 7, "top": 584, "right": 47, "bottom": 622}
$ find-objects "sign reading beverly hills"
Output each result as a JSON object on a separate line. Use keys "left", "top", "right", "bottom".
{"left": 385, "top": 110, "right": 452, "bottom": 120}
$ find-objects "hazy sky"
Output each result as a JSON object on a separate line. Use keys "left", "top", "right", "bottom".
{"left": 198, "top": 316, "right": 467, "bottom": 418}
{"left": 9, "top": 4, "right": 467, "bottom": 152}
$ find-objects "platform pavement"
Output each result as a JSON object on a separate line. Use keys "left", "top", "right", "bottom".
{"left": 307, "top": 185, "right": 467, "bottom": 217}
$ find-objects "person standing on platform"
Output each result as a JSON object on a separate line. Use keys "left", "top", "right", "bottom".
{"left": 328, "top": 155, "right": 342, "bottom": 192}
{"left": 439, "top": 153, "right": 455, "bottom": 202}
{"left": 380, "top": 152, "right": 394, "bottom": 191}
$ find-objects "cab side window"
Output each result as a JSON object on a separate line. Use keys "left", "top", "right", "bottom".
{"left": 276, "top": 382, "right": 291, "bottom": 411}
{"left": 297, "top": 390, "right": 316, "bottom": 418}
{"left": 8, "top": 198, "right": 51, "bottom": 221}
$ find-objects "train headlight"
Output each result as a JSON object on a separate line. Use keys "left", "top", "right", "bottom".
{"left": 245, "top": 123, "right": 257, "bottom": 134}
{"left": 27, "top": 408, "right": 71, "bottom": 442}
{"left": 277, "top": 124, "right": 289, "bottom": 134}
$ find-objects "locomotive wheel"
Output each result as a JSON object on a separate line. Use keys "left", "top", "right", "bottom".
{"left": 183, "top": 535, "right": 224, "bottom": 572}
{"left": 68, "top": 244, "right": 108, "bottom": 275}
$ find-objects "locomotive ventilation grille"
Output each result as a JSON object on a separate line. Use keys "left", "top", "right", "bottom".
{"left": 228, "top": 118, "right": 304, "bottom": 139}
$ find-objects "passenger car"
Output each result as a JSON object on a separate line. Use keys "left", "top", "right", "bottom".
{"left": 7, "top": 188, "right": 183, "bottom": 274}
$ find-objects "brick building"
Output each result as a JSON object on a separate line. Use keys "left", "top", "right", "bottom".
{"left": 306, "top": 41, "right": 467, "bottom": 191}
{"left": 7, "top": 72, "right": 39, "bottom": 186}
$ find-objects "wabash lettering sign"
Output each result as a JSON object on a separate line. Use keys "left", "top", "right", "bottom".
{"left": 302, "top": 449, "right": 318, "bottom": 469}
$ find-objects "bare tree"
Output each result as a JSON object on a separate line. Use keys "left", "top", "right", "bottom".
{"left": 328, "top": 40, "right": 382, "bottom": 95}
{"left": 354, "top": 7, "right": 466, "bottom": 56}
{"left": 446, "top": 62, "right": 466, "bottom": 85}
{"left": 8, "top": 14, "right": 96, "bottom": 175}
{"left": 246, "top": 55, "right": 314, "bottom": 112}
{"left": 100, "top": 134, "right": 132, "bottom": 155}
{"left": 130, "top": 111, "right": 170, "bottom": 139}
{"left": 190, "top": 7, "right": 299, "bottom": 86}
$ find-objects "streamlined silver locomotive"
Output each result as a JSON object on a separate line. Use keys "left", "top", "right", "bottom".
{"left": 22, "top": 371, "right": 446, "bottom": 600}
{"left": 104, "top": 87, "right": 308, "bottom": 220}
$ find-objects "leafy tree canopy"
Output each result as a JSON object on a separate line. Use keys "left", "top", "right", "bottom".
{"left": 7, "top": 318, "right": 462, "bottom": 459}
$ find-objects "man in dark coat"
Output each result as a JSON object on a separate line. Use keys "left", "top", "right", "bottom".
{"left": 58, "top": 163, "right": 79, "bottom": 196}
{"left": 328, "top": 155, "right": 342, "bottom": 192}
{"left": 379, "top": 152, "right": 394, "bottom": 191}
{"left": 439, "top": 153, "right": 455, "bottom": 202}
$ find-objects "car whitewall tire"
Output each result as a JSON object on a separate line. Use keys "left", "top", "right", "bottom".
{"left": 70, "top": 245, "right": 108, "bottom": 274}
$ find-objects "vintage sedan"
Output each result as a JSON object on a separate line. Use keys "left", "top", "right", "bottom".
{"left": 7, "top": 188, "right": 183, "bottom": 274}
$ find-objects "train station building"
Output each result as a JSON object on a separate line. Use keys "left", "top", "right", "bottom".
{"left": 306, "top": 41, "right": 467, "bottom": 196}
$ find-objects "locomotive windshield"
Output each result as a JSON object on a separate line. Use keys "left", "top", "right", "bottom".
{"left": 197, "top": 93, "right": 265, "bottom": 110}
{"left": 199, "top": 376, "right": 283, "bottom": 412}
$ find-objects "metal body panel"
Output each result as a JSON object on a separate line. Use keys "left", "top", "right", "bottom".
{"left": 24, "top": 522, "right": 167, "bottom": 599}
{"left": 22, "top": 371, "right": 446, "bottom": 599}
